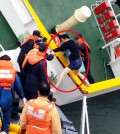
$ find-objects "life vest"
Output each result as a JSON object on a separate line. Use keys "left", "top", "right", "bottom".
{"left": 0, "top": 60, "right": 16, "bottom": 90}
{"left": 21, "top": 35, "right": 36, "bottom": 47}
{"left": 78, "top": 38, "right": 90, "bottom": 58}
{"left": 22, "top": 48, "right": 45, "bottom": 68}
{"left": 26, "top": 99, "right": 55, "bottom": 134}
{"left": 115, "top": 46, "right": 120, "bottom": 58}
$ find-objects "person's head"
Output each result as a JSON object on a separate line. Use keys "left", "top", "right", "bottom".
{"left": 38, "top": 81, "right": 50, "bottom": 97}
{"left": 59, "top": 34, "right": 70, "bottom": 44}
{"left": 33, "top": 30, "right": 41, "bottom": 40}
{"left": 0, "top": 54, "right": 11, "bottom": 61}
{"left": 74, "top": 34, "right": 83, "bottom": 44}
{"left": 36, "top": 42, "right": 47, "bottom": 52}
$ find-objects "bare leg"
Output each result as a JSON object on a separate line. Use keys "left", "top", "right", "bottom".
{"left": 50, "top": 67, "right": 71, "bottom": 93}
{"left": 55, "top": 67, "right": 71, "bottom": 87}
{"left": 75, "top": 70, "right": 90, "bottom": 87}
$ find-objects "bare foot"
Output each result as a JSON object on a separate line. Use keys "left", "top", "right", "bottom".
{"left": 84, "top": 81, "right": 90, "bottom": 87}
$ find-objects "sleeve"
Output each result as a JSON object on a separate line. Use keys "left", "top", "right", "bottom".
{"left": 20, "top": 103, "right": 28, "bottom": 129}
{"left": 14, "top": 74, "right": 24, "bottom": 99}
{"left": 49, "top": 107, "right": 62, "bottom": 134}
{"left": 53, "top": 42, "right": 68, "bottom": 52}
{"left": 38, "top": 61, "right": 48, "bottom": 82}
{"left": 46, "top": 53, "right": 54, "bottom": 61}
{"left": 25, "top": 40, "right": 34, "bottom": 54}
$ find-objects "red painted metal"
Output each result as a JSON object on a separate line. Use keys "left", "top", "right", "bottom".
{"left": 101, "top": 20, "right": 118, "bottom": 33}
{"left": 97, "top": 11, "right": 114, "bottom": 24}
{"left": 94, "top": 1, "right": 111, "bottom": 15}
{"left": 104, "top": 28, "right": 120, "bottom": 42}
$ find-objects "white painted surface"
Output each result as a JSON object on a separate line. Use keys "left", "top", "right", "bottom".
{"left": 109, "top": 57, "right": 120, "bottom": 77}
{"left": 0, "top": 0, "right": 38, "bottom": 39}
{"left": 10, "top": 0, "right": 32, "bottom": 25}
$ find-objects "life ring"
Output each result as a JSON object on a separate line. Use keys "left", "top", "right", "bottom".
{"left": 50, "top": 34, "right": 60, "bottom": 47}
{"left": 0, "top": 120, "right": 21, "bottom": 134}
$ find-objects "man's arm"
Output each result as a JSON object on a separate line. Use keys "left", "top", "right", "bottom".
{"left": 49, "top": 107, "right": 62, "bottom": 134}
{"left": 20, "top": 103, "right": 28, "bottom": 134}
{"left": 53, "top": 42, "right": 68, "bottom": 53}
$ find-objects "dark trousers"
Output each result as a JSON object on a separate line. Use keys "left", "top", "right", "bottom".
{"left": 84, "top": 58, "right": 95, "bottom": 84}
{"left": 0, "top": 89, "right": 12, "bottom": 134}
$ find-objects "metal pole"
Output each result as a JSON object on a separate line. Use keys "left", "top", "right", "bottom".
{"left": 80, "top": 95, "right": 90, "bottom": 134}
{"left": 85, "top": 106, "right": 90, "bottom": 134}
{"left": 80, "top": 95, "right": 86, "bottom": 134}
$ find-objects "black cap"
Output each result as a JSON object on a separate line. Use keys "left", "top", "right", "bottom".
{"left": 74, "top": 34, "right": 83, "bottom": 40}
{"left": 0, "top": 54, "right": 11, "bottom": 61}
{"left": 33, "top": 30, "right": 41, "bottom": 37}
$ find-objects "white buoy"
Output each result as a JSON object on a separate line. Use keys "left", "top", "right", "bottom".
{"left": 55, "top": 6, "right": 91, "bottom": 32}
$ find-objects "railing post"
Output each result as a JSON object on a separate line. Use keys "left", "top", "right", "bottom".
{"left": 80, "top": 95, "right": 90, "bottom": 134}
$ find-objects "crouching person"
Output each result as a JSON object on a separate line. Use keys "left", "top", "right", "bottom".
{"left": 20, "top": 81, "right": 62, "bottom": 134}
{"left": 0, "top": 55, "right": 25, "bottom": 134}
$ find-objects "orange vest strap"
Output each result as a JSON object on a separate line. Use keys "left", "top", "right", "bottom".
{"left": 22, "top": 49, "right": 45, "bottom": 68}
{"left": 21, "top": 35, "right": 35, "bottom": 47}
{"left": 0, "top": 60, "right": 16, "bottom": 90}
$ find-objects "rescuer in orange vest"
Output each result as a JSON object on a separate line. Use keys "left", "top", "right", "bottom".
{"left": 20, "top": 81, "right": 62, "bottom": 134}
{"left": 17, "top": 30, "right": 42, "bottom": 70}
{"left": 75, "top": 34, "right": 95, "bottom": 84}
{"left": 0, "top": 55, "right": 25, "bottom": 133}
{"left": 22, "top": 42, "right": 54, "bottom": 100}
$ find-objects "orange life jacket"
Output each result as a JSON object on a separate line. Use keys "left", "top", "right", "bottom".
{"left": 21, "top": 35, "right": 36, "bottom": 47}
{"left": 78, "top": 38, "right": 90, "bottom": 58}
{"left": 115, "top": 46, "right": 120, "bottom": 58}
{"left": 26, "top": 99, "right": 55, "bottom": 134}
{"left": 22, "top": 48, "right": 45, "bottom": 68}
{"left": 0, "top": 60, "right": 16, "bottom": 90}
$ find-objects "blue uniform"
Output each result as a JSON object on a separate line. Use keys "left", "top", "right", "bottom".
{"left": 0, "top": 75, "right": 24, "bottom": 133}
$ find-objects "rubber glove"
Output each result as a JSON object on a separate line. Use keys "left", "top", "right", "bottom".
{"left": 50, "top": 88, "right": 56, "bottom": 93}
{"left": 22, "top": 98, "right": 27, "bottom": 105}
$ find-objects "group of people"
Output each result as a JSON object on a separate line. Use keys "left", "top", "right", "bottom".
{"left": 0, "top": 29, "right": 95, "bottom": 134}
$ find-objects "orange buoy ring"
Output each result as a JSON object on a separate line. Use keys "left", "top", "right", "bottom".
{"left": 50, "top": 34, "right": 60, "bottom": 47}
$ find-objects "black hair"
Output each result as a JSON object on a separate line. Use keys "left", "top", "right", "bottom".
{"left": 33, "top": 30, "right": 41, "bottom": 38}
{"left": 75, "top": 34, "right": 83, "bottom": 40}
{"left": 38, "top": 81, "right": 50, "bottom": 96}
{"left": 0, "top": 54, "right": 11, "bottom": 61}
{"left": 59, "top": 34, "right": 70, "bottom": 40}
{"left": 36, "top": 42, "right": 47, "bottom": 52}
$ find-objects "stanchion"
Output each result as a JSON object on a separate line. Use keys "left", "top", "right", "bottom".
{"left": 80, "top": 95, "right": 90, "bottom": 134}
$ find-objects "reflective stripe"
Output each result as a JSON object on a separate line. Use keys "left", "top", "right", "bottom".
{"left": 30, "top": 125, "right": 49, "bottom": 130}
{"left": 0, "top": 70, "right": 10, "bottom": 73}
{"left": 28, "top": 105, "right": 34, "bottom": 111}
{"left": 38, "top": 109, "right": 45, "bottom": 114}
{"left": 47, "top": 104, "right": 53, "bottom": 109}
{"left": 0, "top": 74, "right": 12, "bottom": 79}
